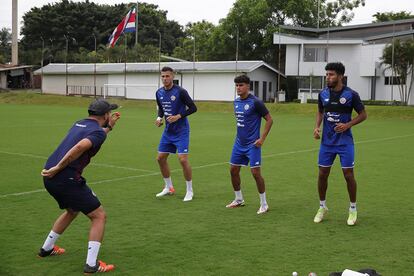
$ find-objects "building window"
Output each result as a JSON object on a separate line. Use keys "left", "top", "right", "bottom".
{"left": 269, "top": 82, "right": 272, "bottom": 92}
{"left": 304, "top": 46, "right": 327, "bottom": 62}
{"left": 173, "top": 79, "right": 179, "bottom": 85}
{"left": 385, "top": 76, "right": 403, "bottom": 85}
{"left": 298, "top": 76, "right": 323, "bottom": 91}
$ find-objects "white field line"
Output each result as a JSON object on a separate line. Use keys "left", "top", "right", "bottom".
{"left": 0, "top": 150, "right": 155, "bottom": 173}
{"left": 1, "top": 133, "right": 413, "bottom": 199}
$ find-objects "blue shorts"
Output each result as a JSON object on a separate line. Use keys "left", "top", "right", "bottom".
{"left": 158, "top": 132, "right": 189, "bottom": 154}
{"left": 318, "top": 144, "right": 355, "bottom": 168}
{"left": 230, "top": 142, "right": 262, "bottom": 168}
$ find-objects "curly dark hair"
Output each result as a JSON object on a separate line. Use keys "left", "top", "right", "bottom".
{"left": 234, "top": 74, "right": 250, "bottom": 84}
{"left": 325, "top": 62, "right": 345, "bottom": 75}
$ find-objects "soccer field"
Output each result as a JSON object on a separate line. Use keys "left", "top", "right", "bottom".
{"left": 0, "top": 93, "right": 413, "bottom": 275}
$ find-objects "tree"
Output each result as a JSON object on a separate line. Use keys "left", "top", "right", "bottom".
{"left": 172, "top": 21, "right": 217, "bottom": 61}
{"left": 381, "top": 39, "right": 414, "bottom": 105}
{"left": 19, "top": 1, "right": 184, "bottom": 64}
{"left": 0, "top": 28, "right": 11, "bottom": 63}
{"left": 373, "top": 11, "right": 414, "bottom": 23}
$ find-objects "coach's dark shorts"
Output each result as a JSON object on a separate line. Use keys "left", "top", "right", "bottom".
{"left": 43, "top": 176, "right": 101, "bottom": 215}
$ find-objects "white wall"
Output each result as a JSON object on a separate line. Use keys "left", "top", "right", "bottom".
{"left": 0, "top": 72, "right": 7, "bottom": 89}
{"left": 248, "top": 67, "right": 278, "bottom": 101}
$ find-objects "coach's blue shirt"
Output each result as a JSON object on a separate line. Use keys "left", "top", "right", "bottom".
{"left": 44, "top": 119, "right": 106, "bottom": 180}
{"left": 234, "top": 94, "right": 269, "bottom": 146}
{"left": 318, "top": 86, "right": 364, "bottom": 146}
{"left": 156, "top": 85, "right": 197, "bottom": 136}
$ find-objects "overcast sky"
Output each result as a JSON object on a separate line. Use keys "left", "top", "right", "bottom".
{"left": 1, "top": 0, "right": 413, "bottom": 34}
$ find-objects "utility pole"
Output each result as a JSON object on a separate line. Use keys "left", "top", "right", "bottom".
{"left": 12, "top": 0, "right": 18, "bottom": 65}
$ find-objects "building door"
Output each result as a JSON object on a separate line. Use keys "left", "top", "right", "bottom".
{"left": 263, "top": 81, "right": 267, "bottom": 101}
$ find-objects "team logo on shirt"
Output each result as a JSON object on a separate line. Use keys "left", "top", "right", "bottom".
{"left": 171, "top": 95, "right": 176, "bottom": 101}
{"left": 339, "top": 97, "right": 347, "bottom": 104}
{"left": 244, "top": 104, "right": 250, "bottom": 110}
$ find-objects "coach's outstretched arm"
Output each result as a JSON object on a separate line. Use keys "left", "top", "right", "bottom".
{"left": 41, "top": 138, "right": 93, "bottom": 178}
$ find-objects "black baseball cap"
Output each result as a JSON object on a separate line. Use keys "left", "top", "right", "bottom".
{"left": 88, "top": 99, "right": 118, "bottom": 116}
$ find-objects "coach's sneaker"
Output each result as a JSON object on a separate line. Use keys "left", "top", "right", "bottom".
{"left": 257, "top": 204, "right": 269, "bottom": 215}
{"left": 226, "top": 199, "right": 245, "bottom": 208}
{"left": 84, "top": 260, "right": 115, "bottom": 274}
{"left": 38, "top": 245, "right": 65, "bottom": 257}
{"left": 156, "top": 186, "right": 175, "bottom": 197}
{"left": 313, "top": 207, "right": 328, "bottom": 223}
{"left": 347, "top": 210, "right": 357, "bottom": 226}
{"left": 183, "top": 191, "right": 193, "bottom": 202}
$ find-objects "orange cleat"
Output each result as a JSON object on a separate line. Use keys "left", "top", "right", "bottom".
{"left": 84, "top": 260, "right": 115, "bottom": 274}
{"left": 38, "top": 245, "right": 65, "bottom": 257}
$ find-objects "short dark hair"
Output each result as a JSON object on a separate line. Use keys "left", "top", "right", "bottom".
{"left": 161, "top": 66, "right": 174, "bottom": 73}
{"left": 234, "top": 74, "right": 250, "bottom": 84}
{"left": 325, "top": 62, "right": 345, "bottom": 75}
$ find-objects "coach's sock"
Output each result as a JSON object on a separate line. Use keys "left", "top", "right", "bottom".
{"left": 320, "top": 200, "right": 327, "bottom": 209}
{"left": 259, "top": 192, "right": 267, "bottom": 207}
{"left": 42, "top": 230, "right": 60, "bottom": 251}
{"left": 164, "top": 177, "right": 173, "bottom": 189}
{"left": 186, "top": 180, "right": 193, "bottom": 193}
{"left": 235, "top": 190, "right": 243, "bottom": 201}
{"left": 349, "top": 202, "right": 357, "bottom": 212}
{"left": 86, "top": 241, "right": 101, "bottom": 267}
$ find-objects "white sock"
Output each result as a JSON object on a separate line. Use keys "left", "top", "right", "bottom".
{"left": 259, "top": 192, "right": 267, "bottom": 207}
{"left": 235, "top": 190, "right": 243, "bottom": 201}
{"left": 186, "top": 180, "right": 193, "bottom": 193}
{"left": 350, "top": 202, "right": 357, "bottom": 211}
{"left": 320, "top": 200, "right": 327, "bottom": 208}
{"left": 42, "top": 230, "right": 60, "bottom": 251}
{"left": 86, "top": 241, "right": 101, "bottom": 267}
{"left": 163, "top": 177, "right": 173, "bottom": 189}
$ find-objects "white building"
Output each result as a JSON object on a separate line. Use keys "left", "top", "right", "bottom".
{"left": 35, "top": 61, "right": 284, "bottom": 102}
{"left": 274, "top": 19, "right": 414, "bottom": 105}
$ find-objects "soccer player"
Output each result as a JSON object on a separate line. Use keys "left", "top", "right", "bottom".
{"left": 313, "top": 62, "right": 367, "bottom": 226}
{"left": 155, "top": 66, "right": 197, "bottom": 201}
{"left": 226, "top": 75, "right": 273, "bottom": 214}
{"left": 38, "top": 99, "right": 120, "bottom": 274}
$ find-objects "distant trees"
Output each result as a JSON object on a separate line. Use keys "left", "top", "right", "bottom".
{"left": 0, "top": 28, "right": 11, "bottom": 63}
{"left": 373, "top": 11, "right": 414, "bottom": 23}
{"left": 382, "top": 39, "right": 414, "bottom": 105}
{"left": 19, "top": 0, "right": 184, "bottom": 65}
{"left": 16, "top": 0, "right": 368, "bottom": 66}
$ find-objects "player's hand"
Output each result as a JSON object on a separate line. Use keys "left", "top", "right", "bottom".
{"left": 313, "top": 128, "right": 321, "bottom": 139}
{"left": 166, "top": 114, "right": 181, "bottom": 123}
{"left": 155, "top": 118, "right": 163, "bottom": 127}
{"left": 334, "top": 123, "right": 350, "bottom": 133}
{"left": 41, "top": 166, "right": 60, "bottom": 178}
{"left": 254, "top": 138, "right": 264, "bottom": 147}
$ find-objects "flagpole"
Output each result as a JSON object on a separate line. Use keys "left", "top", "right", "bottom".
{"left": 135, "top": 2, "right": 138, "bottom": 46}
{"left": 124, "top": 35, "right": 127, "bottom": 98}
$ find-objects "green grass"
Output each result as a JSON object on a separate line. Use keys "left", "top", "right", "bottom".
{"left": 0, "top": 92, "right": 413, "bottom": 275}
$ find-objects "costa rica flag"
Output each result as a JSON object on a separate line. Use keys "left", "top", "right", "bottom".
{"left": 108, "top": 6, "right": 137, "bottom": 48}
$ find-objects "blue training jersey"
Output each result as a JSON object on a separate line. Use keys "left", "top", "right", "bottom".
{"left": 44, "top": 118, "right": 107, "bottom": 180}
{"left": 234, "top": 94, "right": 269, "bottom": 146}
{"left": 156, "top": 84, "right": 197, "bottom": 136}
{"left": 318, "top": 86, "right": 365, "bottom": 145}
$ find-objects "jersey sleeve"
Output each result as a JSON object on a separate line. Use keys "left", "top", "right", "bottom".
{"left": 86, "top": 129, "right": 106, "bottom": 148}
{"left": 254, "top": 98, "right": 269, "bottom": 117}
{"left": 318, "top": 93, "right": 324, "bottom": 113}
{"left": 351, "top": 92, "right": 365, "bottom": 113}
{"left": 156, "top": 94, "right": 164, "bottom": 118}
{"left": 179, "top": 88, "right": 197, "bottom": 118}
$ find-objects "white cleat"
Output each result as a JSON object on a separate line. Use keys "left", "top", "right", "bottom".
{"left": 183, "top": 191, "right": 193, "bottom": 202}
{"left": 156, "top": 187, "right": 175, "bottom": 197}
{"left": 257, "top": 205, "right": 269, "bottom": 215}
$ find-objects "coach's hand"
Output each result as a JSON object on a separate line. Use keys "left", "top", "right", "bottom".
{"left": 166, "top": 114, "right": 181, "bottom": 123}
{"left": 41, "top": 166, "right": 60, "bottom": 178}
{"left": 334, "top": 123, "right": 350, "bottom": 133}
{"left": 254, "top": 138, "right": 264, "bottom": 147}
{"left": 313, "top": 128, "right": 321, "bottom": 139}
